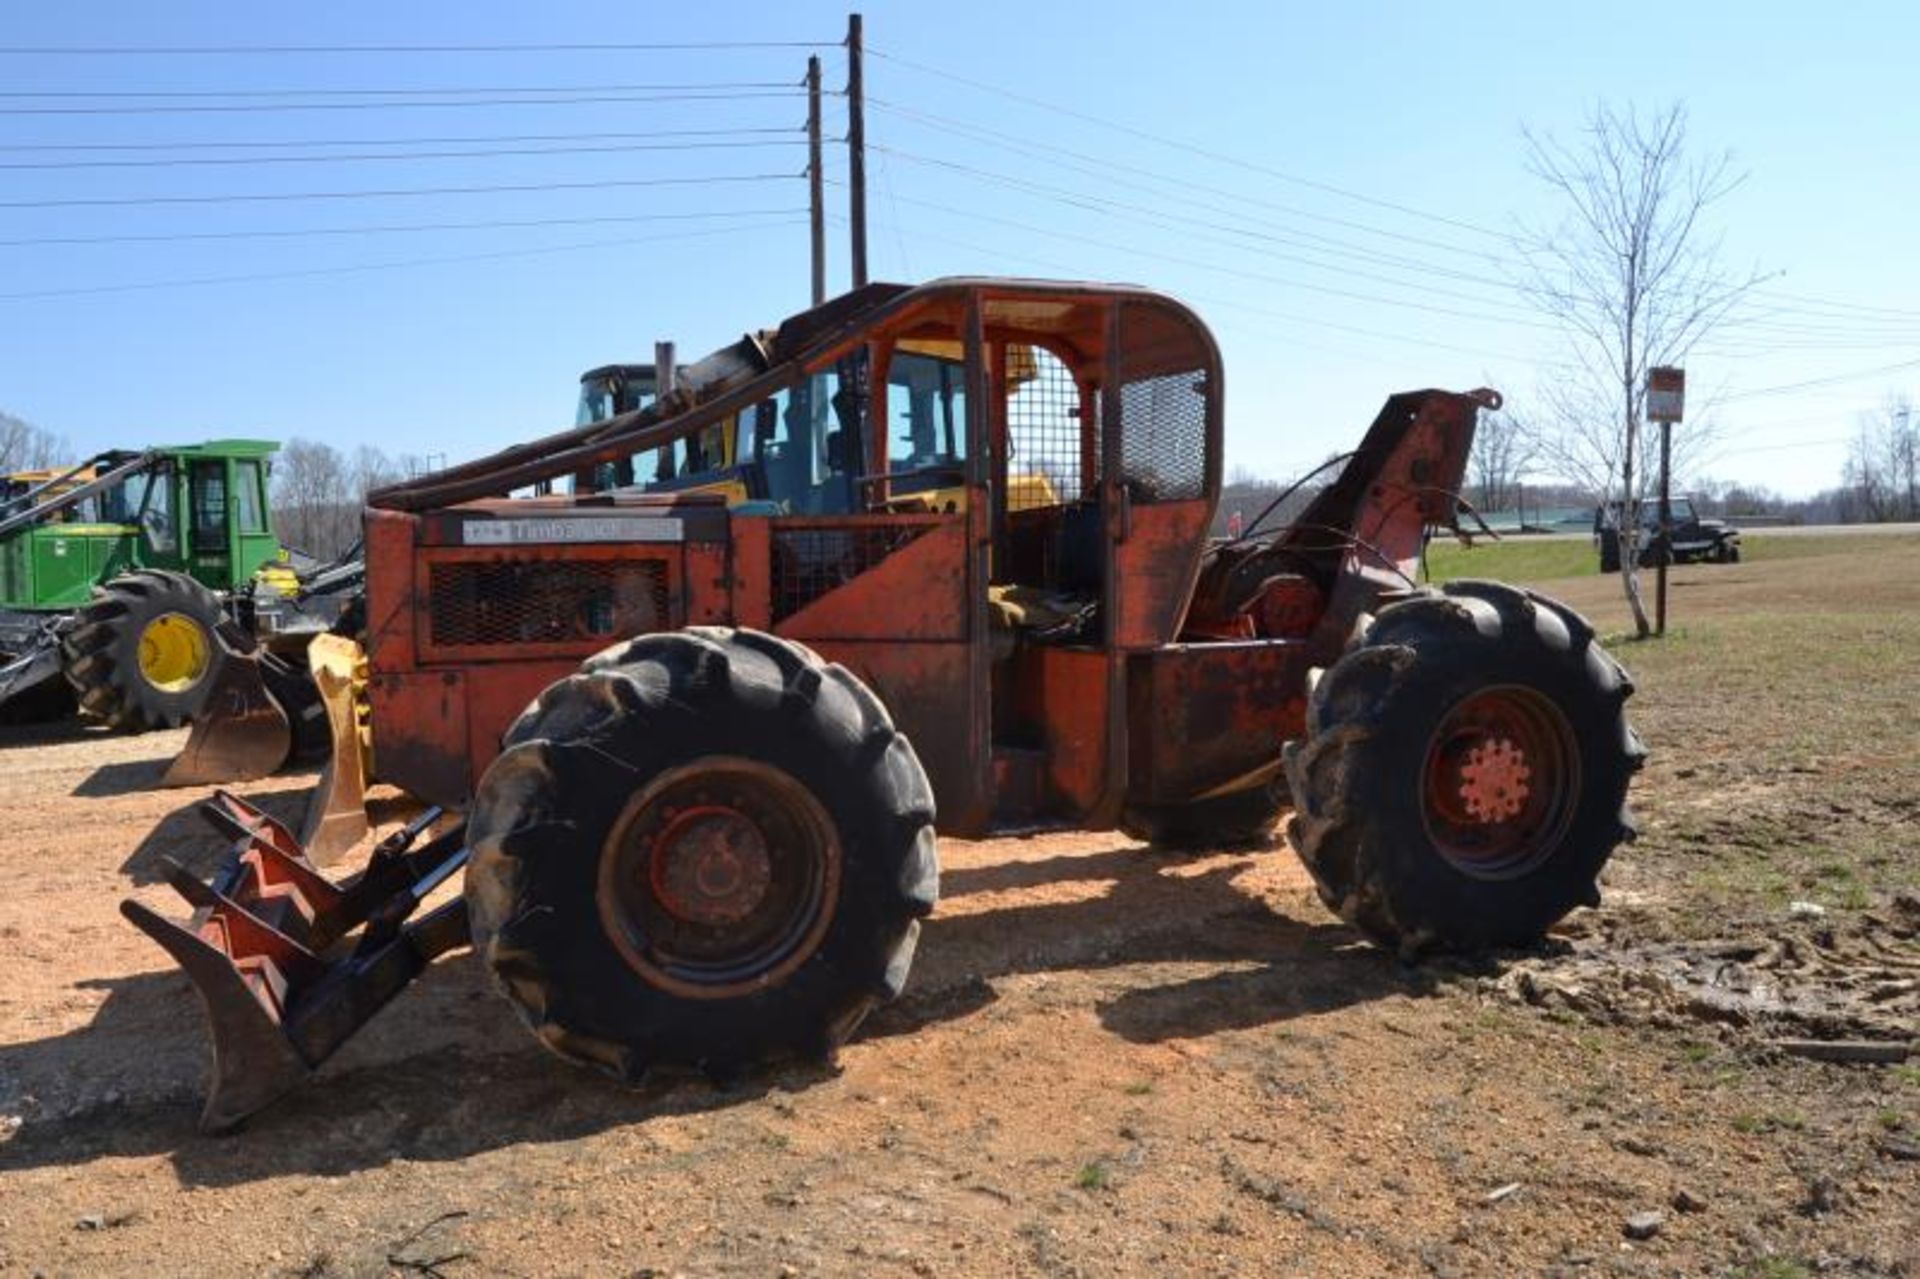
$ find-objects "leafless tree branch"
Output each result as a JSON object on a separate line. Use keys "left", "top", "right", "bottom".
{"left": 1511, "top": 101, "right": 1767, "bottom": 637}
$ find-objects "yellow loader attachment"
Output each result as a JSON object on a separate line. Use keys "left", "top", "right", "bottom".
{"left": 300, "top": 632, "right": 374, "bottom": 866}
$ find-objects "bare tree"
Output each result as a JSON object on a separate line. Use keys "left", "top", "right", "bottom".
{"left": 350, "top": 444, "right": 404, "bottom": 500}
{"left": 1843, "top": 394, "right": 1918, "bottom": 523}
{"left": 0, "top": 410, "right": 69, "bottom": 472}
{"left": 272, "top": 440, "right": 415, "bottom": 557}
{"left": 1516, "top": 102, "right": 1765, "bottom": 636}
{"left": 272, "top": 439, "right": 356, "bottom": 558}
{"left": 1468, "top": 408, "right": 1536, "bottom": 515}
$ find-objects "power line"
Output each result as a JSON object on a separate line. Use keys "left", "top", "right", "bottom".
{"left": 864, "top": 132, "right": 1550, "bottom": 313}
{"left": 867, "top": 51, "right": 1920, "bottom": 346}
{"left": 866, "top": 105, "right": 1920, "bottom": 346}
{"left": 838, "top": 219, "right": 1525, "bottom": 381}
{"left": 0, "top": 40, "right": 829, "bottom": 55}
{"left": 0, "top": 137, "right": 806, "bottom": 170}
{"left": 1711, "top": 301, "right": 1920, "bottom": 337}
{"left": 1719, "top": 358, "right": 1920, "bottom": 403}
{"left": 871, "top": 94, "right": 1920, "bottom": 351}
{"left": 0, "top": 171, "right": 799, "bottom": 210}
{"left": 832, "top": 204, "right": 1544, "bottom": 365}
{"left": 867, "top": 45, "right": 1514, "bottom": 243}
{"left": 0, "top": 217, "right": 808, "bottom": 301}
{"left": 0, "top": 125, "right": 800, "bottom": 153}
{"left": 1710, "top": 435, "right": 1855, "bottom": 457}
{"left": 1748, "top": 287, "right": 1920, "bottom": 320}
{"left": 867, "top": 147, "right": 1557, "bottom": 330}
{"left": 0, "top": 80, "right": 800, "bottom": 98}
{"left": 866, "top": 97, "right": 1516, "bottom": 273}
{"left": 0, "top": 89, "right": 802, "bottom": 116}
{"left": 863, "top": 119, "right": 1920, "bottom": 384}
{"left": 0, "top": 207, "right": 810, "bottom": 248}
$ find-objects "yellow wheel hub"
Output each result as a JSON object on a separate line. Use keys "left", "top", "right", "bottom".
{"left": 138, "top": 612, "right": 212, "bottom": 694}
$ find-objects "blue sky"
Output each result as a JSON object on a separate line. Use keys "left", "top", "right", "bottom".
{"left": 2, "top": 1, "right": 1916, "bottom": 497}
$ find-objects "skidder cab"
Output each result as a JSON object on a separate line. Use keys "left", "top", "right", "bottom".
{"left": 128, "top": 279, "right": 1641, "bottom": 1130}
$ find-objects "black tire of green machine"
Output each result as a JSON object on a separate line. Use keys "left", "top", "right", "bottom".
{"left": 464, "top": 626, "right": 940, "bottom": 1084}
{"left": 1282, "top": 579, "right": 1644, "bottom": 958}
{"left": 1120, "top": 779, "right": 1289, "bottom": 850}
{"left": 59, "top": 569, "right": 225, "bottom": 732}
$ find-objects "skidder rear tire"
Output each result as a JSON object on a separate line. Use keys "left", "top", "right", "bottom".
{"left": 466, "top": 627, "right": 939, "bottom": 1084}
{"left": 61, "top": 569, "right": 225, "bottom": 731}
{"left": 1284, "top": 580, "right": 1642, "bottom": 958}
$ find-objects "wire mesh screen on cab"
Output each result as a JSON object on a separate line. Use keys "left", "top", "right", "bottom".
{"left": 1004, "top": 344, "right": 1088, "bottom": 512}
{"left": 1116, "top": 301, "right": 1211, "bottom": 504}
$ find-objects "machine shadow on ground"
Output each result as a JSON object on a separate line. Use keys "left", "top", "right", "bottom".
{"left": 0, "top": 839, "right": 1443, "bottom": 1188}
{"left": 72, "top": 754, "right": 183, "bottom": 799}
{"left": 0, "top": 719, "right": 102, "bottom": 750}
{"left": 115, "top": 784, "right": 316, "bottom": 884}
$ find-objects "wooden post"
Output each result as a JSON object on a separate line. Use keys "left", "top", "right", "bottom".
{"left": 806, "top": 55, "right": 825, "bottom": 306}
{"left": 1656, "top": 419, "right": 1672, "bottom": 635}
{"left": 846, "top": 12, "right": 868, "bottom": 289}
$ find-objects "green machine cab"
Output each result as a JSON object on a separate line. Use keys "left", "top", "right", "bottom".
{"left": 0, "top": 441, "right": 292, "bottom": 729}
{"left": 1, "top": 441, "right": 282, "bottom": 611}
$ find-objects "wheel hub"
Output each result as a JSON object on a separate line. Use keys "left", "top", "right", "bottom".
{"left": 599, "top": 757, "right": 841, "bottom": 999}
{"left": 138, "top": 612, "right": 211, "bottom": 693}
{"left": 649, "top": 807, "right": 773, "bottom": 927}
{"left": 1420, "top": 685, "right": 1579, "bottom": 879}
{"left": 1456, "top": 737, "right": 1531, "bottom": 823}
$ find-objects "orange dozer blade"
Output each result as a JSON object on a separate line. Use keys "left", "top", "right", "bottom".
{"left": 298, "top": 633, "right": 373, "bottom": 866}
{"left": 122, "top": 789, "right": 469, "bottom": 1132}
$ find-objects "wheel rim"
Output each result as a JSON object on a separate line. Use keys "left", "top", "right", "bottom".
{"left": 598, "top": 756, "right": 841, "bottom": 999}
{"left": 1419, "top": 685, "right": 1579, "bottom": 880}
{"left": 137, "top": 612, "right": 212, "bottom": 694}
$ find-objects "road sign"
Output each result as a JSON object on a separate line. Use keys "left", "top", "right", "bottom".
{"left": 1646, "top": 366, "right": 1685, "bottom": 423}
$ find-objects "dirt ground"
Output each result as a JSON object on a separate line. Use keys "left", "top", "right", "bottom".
{"left": 1, "top": 542, "right": 1916, "bottom": 1278}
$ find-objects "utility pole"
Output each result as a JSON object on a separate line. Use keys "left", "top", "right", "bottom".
{"left": 807, "top": 54, "right": 825, "bottom": 305}
{"left": 846, "top": 12, "right": 868, "bottom": 290}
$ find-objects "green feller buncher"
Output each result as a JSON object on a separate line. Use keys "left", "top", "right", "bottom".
{"left": 0, "top": 441, "right": 360, "bottom": 781}
{"left": 0, "top": 368, "right": 672, "bottom": 798}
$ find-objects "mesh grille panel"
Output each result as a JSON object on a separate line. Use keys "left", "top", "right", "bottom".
{"left": 1118, "top": 371, "right": 1208, "bottom": 503}
{"left": 427, "top": 559, "right": 669, "bottom": 649}
{"left": 1005, "top": 344, "right": 1089, "bottom": 511}
{"left": 771, "top": 523, "right": 932, "bottom": 622}
{"left": 1116, "top": 300, "right": 1212, "bottom": 505}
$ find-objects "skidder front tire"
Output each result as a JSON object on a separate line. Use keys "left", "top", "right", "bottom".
{"left": 61, "top": 569, "right": 225, "bottom": 731}
{"left": 466, "top": 627, "right": 939, "bottom": 1084}
{"left": 1284, "top": 580, "right": 1642, "bottom": 958}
